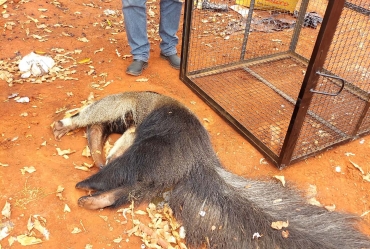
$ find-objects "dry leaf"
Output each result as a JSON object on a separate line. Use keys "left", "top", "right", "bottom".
{"left": 135, "top": 210, "right": 147, "bottom": 215}
{"left": 99, "top": 215, "right": 108, "bottom": 221}
{"left": 8, "top": 235, "right": 16, "bottom": 245}
{"left": 349, "top": 160, "right": 364, "bottom": 174}
{"left": 78, "top": 37, "right": 89, "bottom": 42}
{"left": 271, "top": 220, "right": 289, "bottom": 230}
{"left": 27, "top": 15, "right": 39, "bottom": 23}
{"left": 56, "top": 185, "right": 64, "bottom": 193}
{"left": 94, "top": 48, "right": 104, "bottom": 54}
{"left": 103, "top": 140, "right": 113, "bottom": 156}
{"left": 324, "top": 204, "right": 336, "bottom": 212}
{"left": 33, "top": 218, "right": 50, "bottom": 240}
{"left": 27, "top": 216, "right": 33, "bottom": 231}
{"left": 273, "top": 175, "right": 285, "bottom": 187}
{"left": 148, "top": 7, "right": 155, "bottom": 17}
{"left": 1, "top": 201, "right": 11, "bottom": 218}
{"left": 259, "top": 158, "right": 268, "bottom": 165}
{"left": 74, "top": 166, "right": 90, "bottom": 171}
{"left": 82, "top": 146, "right": 91, "bottom": 157}
{"left": 16, "top": 235, "right": 42, "bottom": 245}
{"left": 78, "top": 58, "right": 91, "bottom": 64}
{"left": 56, "top": 185, "right": 65, "bottom": 200}
{"left": 64, "top": 204, "right": 71, "bottom": 212}
{"left": 0, "top": 163, "right": 9, "bottom": 167}
{"left": 113, "top": 237, "right": 122, "bottom": 243}
{"left": 71, "top": 227, "right": 82, "bottom": 234}
{"left": 135, "top": 78, "right": 148, "bottom": 82}
{"left": 21, "top": 166, "right": 36, "bottom": 175}
{"left": 363, "top": 174, "right": 370, "bottom": 183}
{"left": 85, "top": 244, "right": 93, "bottom": 249}
{"left": 126, "top": 225, "right": 139, "bottom": 236}
{"left": 361, "top": 210, "right": 370, "bottom": 217}
{"left": 273, "top": 198, "right": 282, "bottom": 204}
{"left": 281, "top": 230, "right": 289, "bottom": 238}
{"left": 37, "top": 24, "right": 47, "bottom": 29}
{"left": 307, "top": 197, "right": 322, "bottom": 207}
{"left": 349, "top": 160, "right": 370, "bottom": 182}
{"left": 122, "top": 54, "right": 132, "bottom": 59}
{"left": 56, "top": 148, "right": 76, "bottom": 156}
{"left": 344, "top": 152, "right": 355, "bottom": 156}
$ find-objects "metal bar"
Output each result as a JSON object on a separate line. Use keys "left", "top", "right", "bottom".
{"left": 278, "top": 0, "right": 346, "bottom": 168}
{"left": 239, "top": 0, "right": 255, "bottom": 61}
{"left": 315, "top": 67, "right": 369, "bottom": 101}
{"left": 189, "top": 52, "right": 291, "bottom": 78}
{"left": 310, "top": 71, "right": 345, "bottom": 96}
{"left": 289, "top": 0, "right": 310, "bottom": 53}
{"left": 244, "top": 67, "right": 297, "bottom": 104}
{"left": 289, "top": 137, "right": 352, "bottom": 164}
{"left": 352, "top": 101, "right": 370, "bottom": 137}
{"left": 179, "top": 0, "right": 194, "bottom": 80}
{"left": 344, "top": 2, "right": 370, "bottom": 16}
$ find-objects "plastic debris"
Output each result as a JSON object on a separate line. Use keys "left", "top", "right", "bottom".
{"left": 103, "top": 9, "right": 118, "bottom": 16}
{"left": 230, "top": 5, "right": 249, "bottom": 18}
{"left": 0, "top": 221, "right": 14, "bottom": 240}
{"left": 201, "top": 0, "right": 228, "bottom": 11}
{"left": 251, "top": 16, "right": 296, "bottom": 32}
{"left": 303, "top": 12, "right": 323, "bottom": 29}
{"left": 15, "top": 97, "right": 30, "bottom": 103}
{"left": 8, "top": 93, "right": 19, "bottom": 99}
{"left": 18, "top": 52, "right": 55, "bottom": 78}
{"left": 294, "top": 11, "right": 323, "bottom": 29}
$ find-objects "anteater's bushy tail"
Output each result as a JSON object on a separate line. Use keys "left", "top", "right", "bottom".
{"left": 169, "top": 163, "right": 370, "bottom": 249}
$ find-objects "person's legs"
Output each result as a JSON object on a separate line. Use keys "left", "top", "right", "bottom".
{"left": 122, "top": 0, "right": 149, "bottom": 62}
{"left": 159, "top": 0, "right": 183, "bottom": 57}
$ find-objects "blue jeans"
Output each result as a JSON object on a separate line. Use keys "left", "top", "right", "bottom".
{"left": 122, "top": 0, "right": 183, "bottom": 62}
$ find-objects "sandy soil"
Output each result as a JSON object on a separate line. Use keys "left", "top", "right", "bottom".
{"left": 0, "top": 0, "right": 369, "bottom": 248}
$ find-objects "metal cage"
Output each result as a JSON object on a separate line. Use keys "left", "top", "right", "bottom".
{"left": 180, "top": 0, "right": 370, "bottom": 168}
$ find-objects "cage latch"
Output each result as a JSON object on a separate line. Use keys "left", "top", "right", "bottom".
{"left": 310, "top": 71, "right": 345, "bottom": 96}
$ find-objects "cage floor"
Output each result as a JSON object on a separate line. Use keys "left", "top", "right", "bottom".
{"left": 190, "top": 57, "right": 306, "bottom": 156}
{"left": 190, "top": 56, "right": 367, "bottom": 160}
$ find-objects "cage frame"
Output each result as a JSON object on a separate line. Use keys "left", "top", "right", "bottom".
{"left": 180, "top": 0, "right": 370, "bottom": 168}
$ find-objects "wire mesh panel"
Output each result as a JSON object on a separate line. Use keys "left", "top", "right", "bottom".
{"left": 180, "top": 0, "right": 370, "bottom": 168}
{"left": 192, "top": 68, "right": 296, "bottom": 156}
{"left": 291, "top": 0, "right": 370, "bottom": 161}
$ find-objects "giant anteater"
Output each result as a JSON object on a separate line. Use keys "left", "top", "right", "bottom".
{"left": 53, "top": 91, "right": 370, "bottom": 249}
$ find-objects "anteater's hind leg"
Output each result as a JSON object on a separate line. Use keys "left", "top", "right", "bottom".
{"left": 77, "top": 187, "right": 130, "bottom": 209}
{"left": 106, "top": 127, "right": 136, "bottom": 165}
{"left": 77, "top": 182, "right": 154, "bottom": 210}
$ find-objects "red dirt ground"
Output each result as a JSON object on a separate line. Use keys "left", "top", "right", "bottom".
{"left": 0, "top": 0, "right": 369, "bottom": 248}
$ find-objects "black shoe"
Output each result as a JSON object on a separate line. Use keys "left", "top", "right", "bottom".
{"left": 126, "top": 59, "right": 148, "bottom": 76}
{"left": 160, "top": 53, "right": 180, "bottom": 69}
